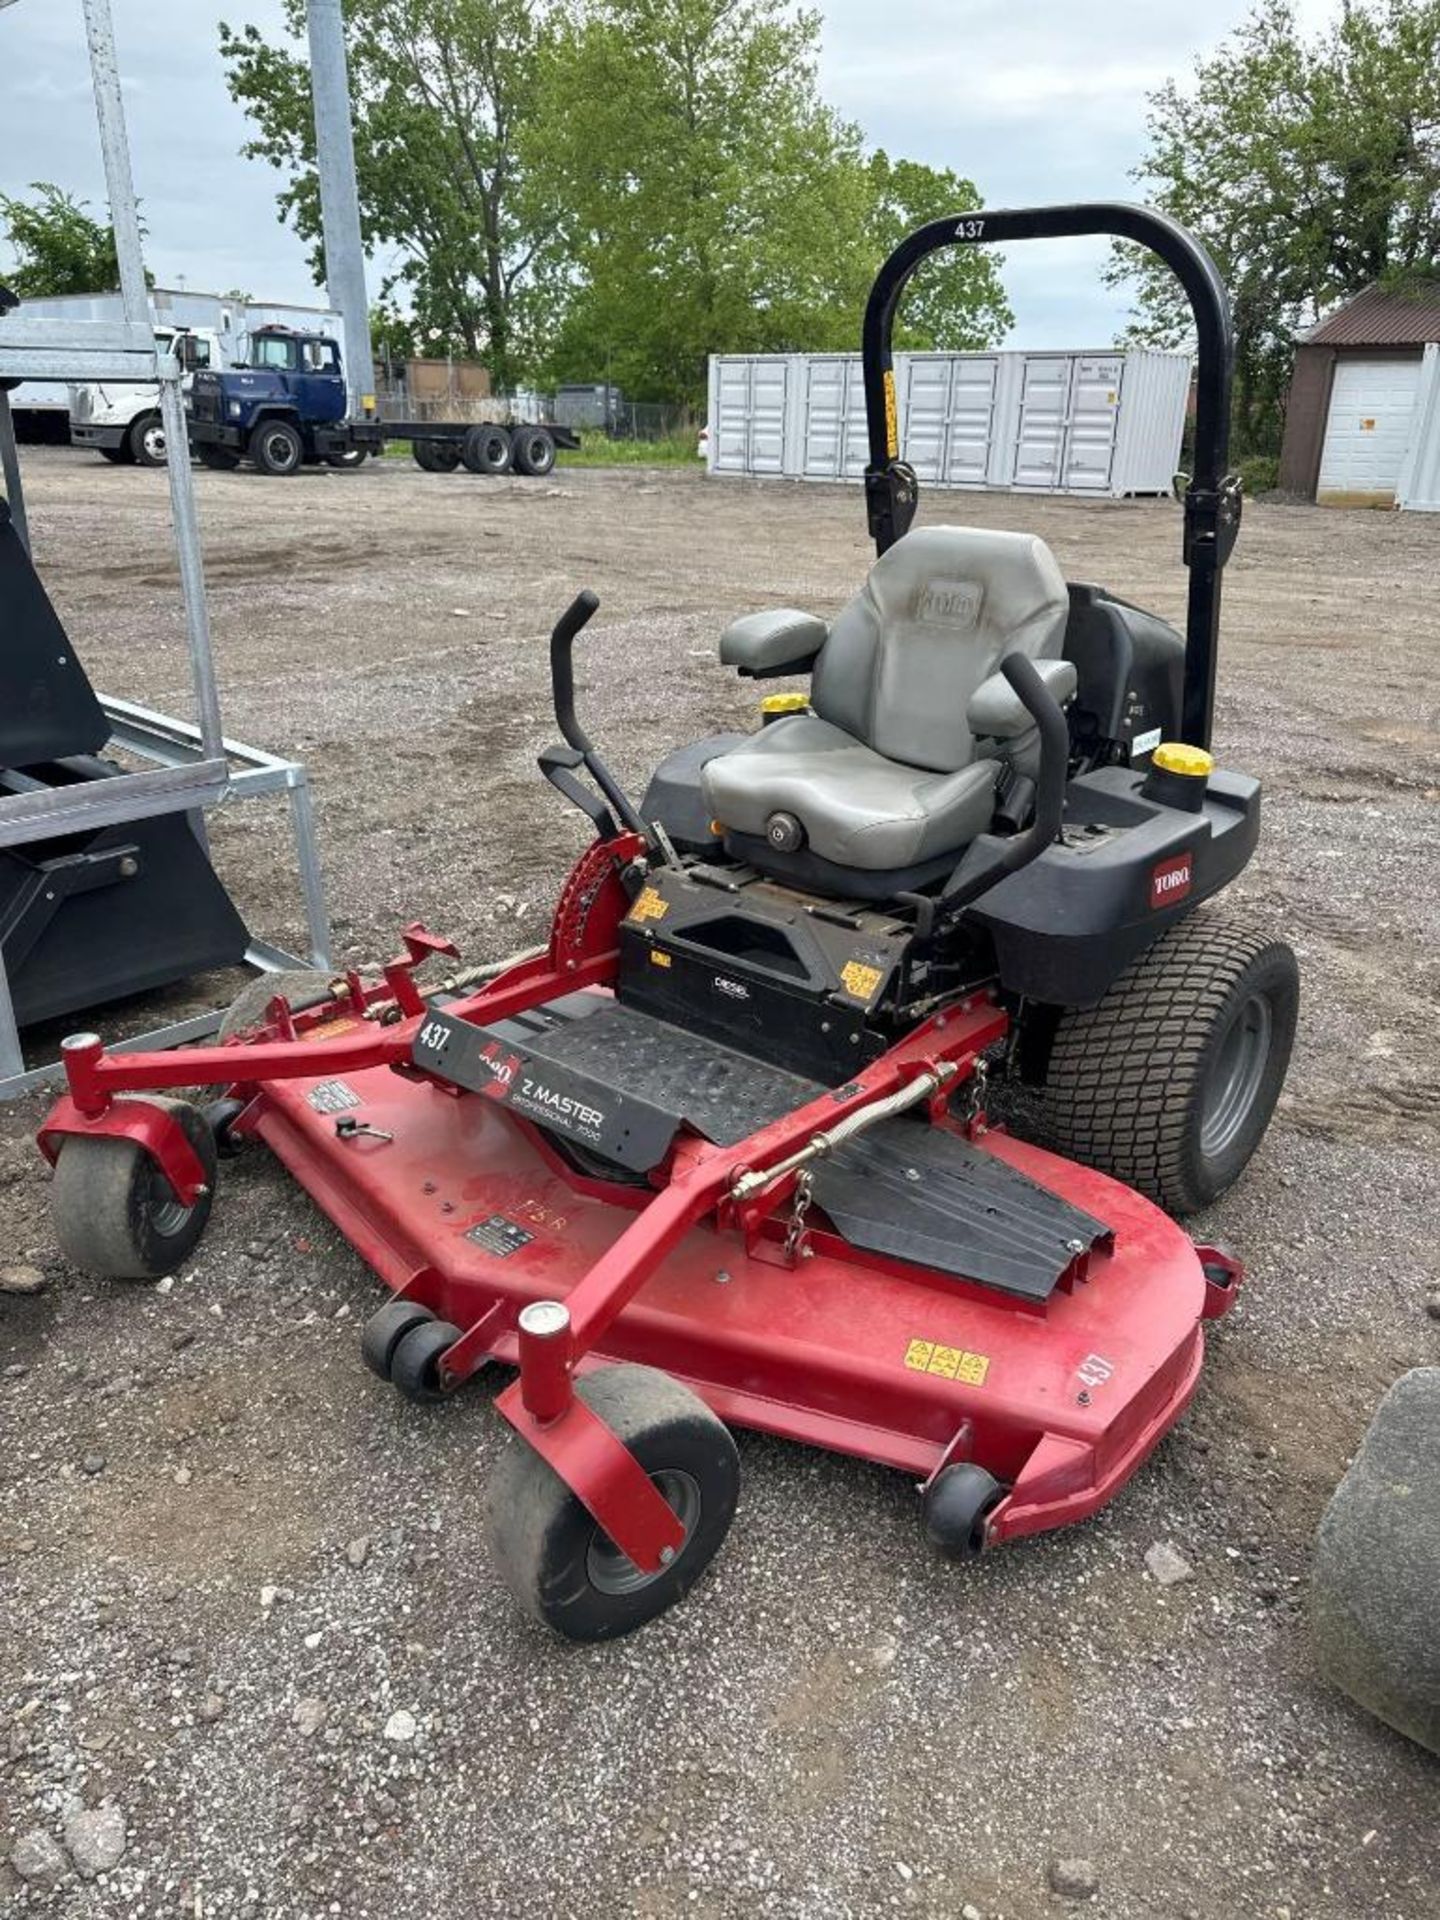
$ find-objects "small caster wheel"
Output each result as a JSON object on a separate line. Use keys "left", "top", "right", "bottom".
{"left": 51, "top": 1096, "right": 217, "bottom": 1280}
{"left": 360, "top": 1299, "right": 434, "bottom": 1382}
{"left": 922, "top": 1462, "right": 1006, "bottom": 1561}
{"left": 487, "top": 1363, "right": 740, "bottom": 1640}
{"left": 202, "top": 1096, "right": 249, "bottom": 1157}
{"left": 389, "top": 1317, "right": 462, "bottom": 1402}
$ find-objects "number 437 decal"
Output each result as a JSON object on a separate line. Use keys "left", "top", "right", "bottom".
{"left": 954, "top": 218, "right": 986, "bottom": 240}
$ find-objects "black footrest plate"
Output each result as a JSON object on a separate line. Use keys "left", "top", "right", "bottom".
{"left": 811, "top": 1121, "right": 1111, "bottom": 1301}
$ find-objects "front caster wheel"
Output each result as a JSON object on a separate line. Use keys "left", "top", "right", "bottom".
{"left": 487, "top": 1364, "right": 740, "bottom": 1641}
{"left": 361, "top": 1299, "right": 436, "bottom": 1382}
{"left": 923, "top": 1462, "right": 1005, "bottom": 1561}
{"left": 51, "top": 1097, "right": 217, "bottom": 1280}
{"left": 389, "top": 1317, "right": 462, "bottom": 1402}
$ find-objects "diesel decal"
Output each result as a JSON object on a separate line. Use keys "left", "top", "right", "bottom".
{"left": 1150, "top": 851, "right": 1193, "bottom": 910}
{"left": 713, "top": 975, "right": 750, "bottom": 1000}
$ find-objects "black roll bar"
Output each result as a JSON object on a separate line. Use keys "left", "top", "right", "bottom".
{"left": 861, "top": 202, "right": 1239, "bottom": 749}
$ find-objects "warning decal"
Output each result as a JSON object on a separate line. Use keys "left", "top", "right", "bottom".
{"left": 628, "top": 885, "right": 669, "bottom": 924}
{"left": 839, "top": 959, "right": 884, "bottom": 1002}
{"left": 904, "top": 1339, "right": 990, "bottom": 1386}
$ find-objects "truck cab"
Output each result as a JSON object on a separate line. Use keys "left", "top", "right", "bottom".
{"left": 70, "top": 325, "right": 221, "bottom": 467}
{"left": 187, "top": 326, "right": 373, "bottom": 474}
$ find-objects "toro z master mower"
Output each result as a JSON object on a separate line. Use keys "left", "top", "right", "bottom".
{"left": 37, "top": 205, "right": 1298, "bottom": 1640}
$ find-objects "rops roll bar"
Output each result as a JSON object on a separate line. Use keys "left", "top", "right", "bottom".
{"left": 861, "top": 202, "right": 1240, "bottom": 749}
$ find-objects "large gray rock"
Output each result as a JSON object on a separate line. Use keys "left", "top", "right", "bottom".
{"left": 1313, "top": 1367, "right": 1440, "bottom": 1754}
{"left": 62, "top": 1801, "right": 127, "bottom": 1878}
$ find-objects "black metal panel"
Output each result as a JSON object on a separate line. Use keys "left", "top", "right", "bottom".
{"left": 0, "top": 499, "right": 109, "bottom": 768}
{"left": 812, "top": 1120, "right": 1110, "bottom": 1301}
{"left": 413, "top": 992, "right": 820, "bottom": 1169}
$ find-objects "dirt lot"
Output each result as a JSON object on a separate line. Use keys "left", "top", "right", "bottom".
{"left": 2, "top": 449, "right": 1439, "bottom": 1920}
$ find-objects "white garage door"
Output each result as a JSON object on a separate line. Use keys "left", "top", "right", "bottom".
{"left": 1318, "top": 356, "right": 1423, "bottom": 499}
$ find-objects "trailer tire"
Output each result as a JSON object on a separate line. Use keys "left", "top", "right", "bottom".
{"left": 1037, "top": 912, "right": 1299, "bottom": 1216}
{"left": 129, "top": 412, "right": 168, "bottom": 467}
{"left": 413, "top": 438, "right": 461, "bottom": 473}
{"left": 511, "top": 427, "right": 556, "bottom": 476}
{"left": 51, "top": 1096, "right": 217, "bottom": 1280}
{"left": 324, "top": 447, "right": 367, "bottom": 469}
{"left": 488, "top": 1363, "right": 739, "bottom": 1640}
{"left": 249, "top": 418, "right": 304, "bottom": 476}
{"left": 99, "top": 445, "right": 133, "bottom": 465}
{"left": 196, "top": 444, "right": 240, "bottom": 471}
{"left": 460, "top": 424, "right": 512, "bottom": 475}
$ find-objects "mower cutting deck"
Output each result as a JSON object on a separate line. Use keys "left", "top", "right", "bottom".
{"left": 37, "top": 202, "right": 1295, "bottom": 1640}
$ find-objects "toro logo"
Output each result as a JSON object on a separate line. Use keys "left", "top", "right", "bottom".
{"left": 1150, "top": 851, "right": 1193, "bottom": 910}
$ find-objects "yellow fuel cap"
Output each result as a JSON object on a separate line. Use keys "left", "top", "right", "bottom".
{"left": 1151, "top": 741, "right": 1213, "bottom": 778}
{"left": 760, "top": 692, "right": 809, "bottom": 715}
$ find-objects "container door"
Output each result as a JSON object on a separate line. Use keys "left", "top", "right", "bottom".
{"left": 803, "top": 358, "right": 849, "bottom": 478}
{"left": 747, "top": 359, "right": 790, "bottom": 473}
{"left": 1062, "top": 355, "right": 1124, "bottom": 490}
{"left": 901, "top": 356, "right": 952, "bottom": 482}
{"left": 713, "top": 359, "right": 753, "bottom": 473}
{"left": 945, "top": 356, "right": 998, "bottom": 488}
{"left": 1012, "top": 356, "right": 1072, "bottom": 489}
{"left": 1396, "top": 344, "right": 1440, "bottom": 512}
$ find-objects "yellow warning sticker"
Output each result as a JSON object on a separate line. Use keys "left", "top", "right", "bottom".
{"left": 904, "top": 1338, "right": 990, "bottom": 1386}
{"left": 884, "top": 369, "right": 899, "bottom": 457}
{"left": 629, "top": 885, "right": 669, "bottom": 924}
{"left": 649, "top": 949, "right": 672, "bottom": 968}
{"left": 840, "top": 959, "right": 884, "bottom": 1002}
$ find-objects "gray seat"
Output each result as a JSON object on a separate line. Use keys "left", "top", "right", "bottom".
{"left": 702, "top": 525, "right": 1075, "bottom": 876}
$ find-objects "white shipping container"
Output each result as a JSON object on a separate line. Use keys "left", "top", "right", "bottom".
{"left": 1397, "top": 344, "right": 1440, "bottom": 512}
{"left": 705, "top": 347, "right": 1190, "bottom": 498}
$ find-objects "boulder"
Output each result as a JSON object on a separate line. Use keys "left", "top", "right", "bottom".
{"left": 1312, "top": 1367, "right": 1440, "bottom": 1754}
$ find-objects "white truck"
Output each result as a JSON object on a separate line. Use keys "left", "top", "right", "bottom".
{"left": 69, "top": 324, "right": 223, "bottom": 466}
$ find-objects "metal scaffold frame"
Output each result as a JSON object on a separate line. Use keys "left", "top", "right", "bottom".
{"left": 0, "top": 0, "right": 333, "bottom": 1097}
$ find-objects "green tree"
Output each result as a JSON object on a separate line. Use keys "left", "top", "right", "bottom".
{"left": 1110, "top": 0, "right": 1440, "bottom": 455}
{"left": 0, "top": 182, "right": 126, "bottom": 297}
{"left": 863, "top": 151, "right": 1013, "bottom": 352}
{"left": 220, "top": 0, "right": 564, "bottom": 391}
{"left": 531, "top": 1, "right": 1009, "bottom": 404}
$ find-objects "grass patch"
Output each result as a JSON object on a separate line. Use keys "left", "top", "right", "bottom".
{"left": 558, "top": 430, "right": 701, "bottom": 468}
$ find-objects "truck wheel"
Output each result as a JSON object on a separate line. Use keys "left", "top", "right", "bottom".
{"left": 1037, "top": 912, "right": 1299, "bottom": 1216}
{"left": 51, "top": 1096, "right": 217, "bottom": 1280}
{"left": 196, "top": 444, "right": 240, "bottom": 471}
{"left": 129, "top": 412, "right": 168, "bottom": 467}
{"left": 324, "top": 447, "right": 367, "bottom": 469}
{"left": 487, "top": 1364, "right": 739, "bottom": 1641}
{"left": 249, "top": 418, "right": 304, "bottom": 476}
{"left": 461, "top": 425, "right": 512, "bottom": 476}
{"left": 99, "top": 446, "right": 132, "bottom": 465}
{"left": 511, "top": 427, "right": 556, "bottom": 476}
{"left": 413, "top": 439, "right": 461, "bottom": 473}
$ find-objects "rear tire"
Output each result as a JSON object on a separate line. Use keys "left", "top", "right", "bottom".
{"left": 249, "top": 418, "right": 304, "bottom": 476}
{"left": 324, "top": 446, "right": 367, "bottom": 469}
{"left": 510, "top": 426, "right": 556, "bottom": 476}
{"left": 460, "top": 424, "right": 512, "bottom": 475}
{"left": 488, "top": 1364, "right": 739, "bottom": 1640}
{"left": 129, "top": 412, "right": 167, "bottom": 467}
{"left": 51, "top": 1096, "right": 217, "bottom": 1280}
{"left": 1037, "top": 912, "right": 1299, "bottom": 1216}
{"left": 98, "top": 445, "right": 132, "bottom": 465}
{"left": 196, "top": 443, "right": 240, "bottom": 471}
{"left": 413, "top": 438, "right": 462, "bottom": 473}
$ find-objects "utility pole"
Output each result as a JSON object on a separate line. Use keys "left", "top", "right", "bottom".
{"left": 306, "top": 0, "right": 376, "bottom": 419}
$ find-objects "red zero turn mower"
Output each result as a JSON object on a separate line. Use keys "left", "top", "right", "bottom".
{"left": 38, "top": 205, "right": 1299, "bottom": 1639}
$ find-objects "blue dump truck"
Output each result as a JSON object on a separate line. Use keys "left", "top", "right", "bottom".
{"left": 186, "top": 324, "right": 577, "bottom": 477}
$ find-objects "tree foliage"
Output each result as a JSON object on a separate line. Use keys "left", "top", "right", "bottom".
{"left": 221, "top": 0, "right": 563, "bottom": 393}
{"left": 1111, "top": 0, "right": 1440, "bottom": 454}
{"left": 222, "top": 0, "right": 1010, "bottom": 403}
{"left": 0, "top": 182, "right": 127, "bottom": 298}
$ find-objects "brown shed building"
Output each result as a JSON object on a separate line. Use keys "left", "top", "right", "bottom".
{"left": 1278, "top": 282, "right": 1440, "bottom": 506}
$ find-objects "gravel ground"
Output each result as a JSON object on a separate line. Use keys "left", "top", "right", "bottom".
{"left": 2, "top": 450, "right": 1439, "bottom": 1920}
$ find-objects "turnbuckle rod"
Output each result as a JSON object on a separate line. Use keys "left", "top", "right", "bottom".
{"left": 729, "top": 1061, "right": 959, "bottom": 1204}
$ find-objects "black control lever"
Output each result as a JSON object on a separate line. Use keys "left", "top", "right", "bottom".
{"left": 900, "top": 653, "right": 1069, "bottom": 937}
{"left": 544, "top": 590, "right": 649, "bottom": 839}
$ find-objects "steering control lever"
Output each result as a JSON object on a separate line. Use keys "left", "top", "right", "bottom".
{"left": 543, "top": 591, "right": 649, "bottom": 840}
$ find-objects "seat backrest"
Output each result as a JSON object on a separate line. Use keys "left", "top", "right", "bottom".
{"left": 810, "top": 526, "right": 1068, "bottom": 773}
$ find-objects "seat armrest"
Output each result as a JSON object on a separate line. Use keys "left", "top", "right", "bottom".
{"left": 719, "top": 608, "right": 828, "bottom": 679}
{"left": 967, "top": 658, "right": 1077, "bottom": 737}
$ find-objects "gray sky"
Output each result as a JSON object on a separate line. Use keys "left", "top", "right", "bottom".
{"left": 1, "top": 0, "right": 1339, "bottom": 350}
